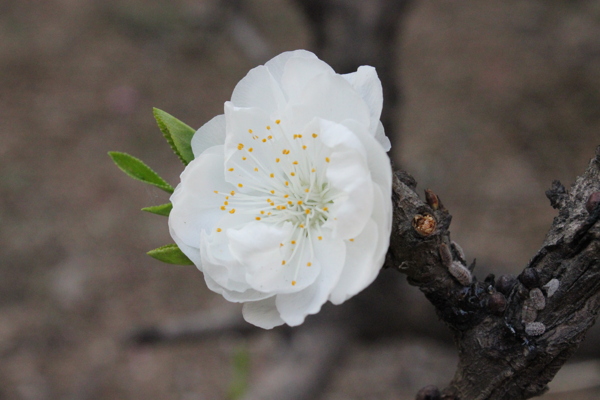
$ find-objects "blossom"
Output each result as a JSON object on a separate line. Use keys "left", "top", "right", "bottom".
{"left": 169, "top": 50, "right": 392, "bottom": 328}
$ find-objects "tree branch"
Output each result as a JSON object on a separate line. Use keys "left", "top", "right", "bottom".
{"left": 386, "top": 146, "right": 600, "bottom": 400}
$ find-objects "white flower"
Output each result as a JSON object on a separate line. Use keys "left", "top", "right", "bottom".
{"left": 169, "top": 50, "right": 392, "bottom": 328}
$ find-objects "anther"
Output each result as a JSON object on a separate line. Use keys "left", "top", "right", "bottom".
{"left": 248, "top": 148, "right": 253, "bottom": 152}
{"left": 312, "top": 133, "right": 318, "bottom": 138}
{"left": 291, "top": 280, "right": 296, "bottom": 286}
{"left": 306, "top": 262, "right": 312, "bottom": 267}
{"left": 237, "top": 143, "right": 244, "bottom": 150}
{"left": 266, "top": 126, "right": 271, "bottom": 130}
{"left": 275, "top": 119, "right": 281, "bottom": 124}
{"left": 325, "top": 157, "right": 330, "bottom": 163}
{"left": 282, "top": 260, "right": 286, "bottom": 265}
{"left": 216, "top": 228, "right": 222, "bottom": 232}
{"left": 229, "top": 209, "right": 236, "bottom": 214}
{"left": 238, "top": 183, "right": 243, "bottom": 188}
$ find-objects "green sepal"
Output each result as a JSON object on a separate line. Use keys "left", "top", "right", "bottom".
{"left": 147, "top": 244, "right": 194, "bottom": 265}
{"left": 153, "top": 108, "right": 195, "bottom": 165}
{"left": 108, "top": 151, "right": 174, "bottom": 193}
{"left": 141, "top": 203, "right": 173, "bottom": 216}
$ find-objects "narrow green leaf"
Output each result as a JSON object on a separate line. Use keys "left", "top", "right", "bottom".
{"left": 141, "top": 203, "right": 173, "bottom": 216}
{"left": 108, "top": 151, "right": 174, "bottom": 193}
{"left": 153, "top": 108, "right": 196, "bottom": 165}
{"left": 147, "top": 244, "right": 194, "bottom": 265}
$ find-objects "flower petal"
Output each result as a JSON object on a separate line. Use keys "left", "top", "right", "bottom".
{"left": 283, "top": 72, "right": 371, "bottom": 132}
{"left": 169, "top": 145, "right": 234, "bottom": 252}
{"left": 264, "top": 50, "right": 318, "bottom": 86}
{"left": 227, "top": 222, "right": 321, "bottom": 293}
{"left": 319, "top": 120, "right": 373, "bottom": 239}
{"left": 374, "top": 121, "right": 391, "bottom": 152}
{"left": 280, "top": 56, "right": 335, "bottom": 102}
{"left": 329, "top": 219, "right": 379, "bottom": 305}
{"left": 275, "top": 234, "right": 346, "bottom": 326}
{"left": 191, "top": 114, "right": 226, "bottom": 157}
{"left": 342, "top": 66, "right": 383, "bottom": 136}
{"left": 242, "top": 297, "right": 284, "bottom": 329}
{"left": 231, "top": 66, "right": 286, "bottom": 118}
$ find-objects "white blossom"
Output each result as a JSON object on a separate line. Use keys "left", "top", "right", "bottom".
{"left": 169, "top": 50, "right": 392, "bottom": 328}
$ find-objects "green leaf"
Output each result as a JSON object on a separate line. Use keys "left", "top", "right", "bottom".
{"left": 108, "top": 151, "right": 174, "bottom": 193}
{"left": 141, "top": 203, "right": 173, "bottom": 216}
{"left": 147, "top": 244, "right": 194, "bottom": 265}
{"left": 153, "top": 108, "right": 196, "bottom": 165}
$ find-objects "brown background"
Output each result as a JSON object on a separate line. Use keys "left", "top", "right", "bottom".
{"left": 1, "top": 0, "right": 599, "bottom": 399}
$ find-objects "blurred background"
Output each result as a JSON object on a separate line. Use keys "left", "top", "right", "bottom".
{"left": 1, "top": 0, "right": 600, "bottom": 399}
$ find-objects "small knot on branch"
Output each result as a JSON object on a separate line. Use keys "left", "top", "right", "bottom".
{"left": 545, "top": 180, "right": 567, "bottom": 210}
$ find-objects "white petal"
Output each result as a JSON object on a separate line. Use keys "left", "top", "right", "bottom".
{"left": 341, "top": 119, "right": 392, "bottom": 194}
{"left": 242, "top": 297, "right": 284, "bottom": 329}
{"left": 275, "top": 234, "right": 345, "bottom": 326}
{"left": 264, "top": 50, "right": 318, "bottom": 86}
{"left": 230, "top": 66, "right": 287, "bottom": 117}
{"left": 227, "top": 222, "right": 321, "bottom": 293}
{"left": 280, "top": 56, "right": 335, "bottom": 102}
{"left": 319, "top": 120, "right": 373, "bottom": 239}
{"left": 374, "top": 121, "right": 392, "bottom": 152}
{"left": 169, "top": 146, "right": 233, "bottom": 251}
{"left": 204, "top": 273, "right": 270, "bottom": 303}
{"left": 283, "top": 72, "right": 371, "bottom": 132}
{"left": 342, "top": 66, "right": 383, "bottom": 136}
{"left": 191, "top": 114, "right": 226, "bottom": 158}
{"left": 329, "top": 219, "right": 379, "bottom": 305}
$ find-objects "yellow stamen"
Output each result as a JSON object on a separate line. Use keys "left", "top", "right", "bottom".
{"left": 325, "top": 157, "right": 330, "bottom": 163}
{"left": 213, "top": 190, "right": 218, "bottom": 194}
{"left": 220, "top": 206, "right": 226, "bottom": 210}
{"left": 311, "top": 168, "right": 316, "bottom": 172}
{"left": 229, "top": 209, "right": 236, "bottom": 214}
{"left": 268, "top": 135, "right": 273, "bottom": 140}
{"left": 275, "top": 158, "right": 280, "bottom": 163}
{"left": 299, "top": 224, "right": 305, "bottom": 228}
{"left": 242, "top": 157, "right": 247, "bottom": 160}
{"left": 291, "top": 280, "right": 296, "bottom": 286}
{"left": 237, "top": 143, "right": 244, "bottom": 150}
{"left": 293, "top": 161, "right": 298, "bottom": 165}
{"left": 254, "top": 167, "right": 259, "bottom": 172}
{"left": 323, "top": 207, "right": 328, "bottom": 211}
{"left": 349, "top": 238, "right": 355, "bottom": 242}
{"left": 248, "top": 129, "right": 253, "bottom": 133}
{"left": 318, "top": 236, "right": 323, "bottom": 240}
{"left": 262, "top": 138, "right": 267, "bottom": 143}
{"left": 284, "top": 194, "right": 289, "bottom": 198}
{"left": 216, "top": 228, "right": 222, "bottom": 232}
{"left": 305, "top": 209, "right": 311, "bottom": 214}
{"left": 283, "top": 149, "right": 290, "bottom": 155}
{"left": 312, "top": 133, "right": 318, "bottom": 138}
{"left": 270, "top": 173, "right": 274, "bottom": 178}
{"left": 298, "top": 134, "right": 302, "bottom": 138}
{"left": 307, "top": 262, "right": 312, "bottom": 267}
{"left": 302, "top": 145, "right": 307, "bottom": 150}
{"left": 260, "top": 210, "right": 265, "bottom": 214}
{"left": 285, "top": 181, "right": 289, "bottom": 186}
{"left": 297, "top": 201, "right": 303, "bottom": 205}
{"left": 282, "top": 260, "right": 286, "bottom": 265}
{"left": 270, "top": 190, "right": 275, "bottom": 194}
{"left": 256, "top": 217, "right": 261, "bottom": 220}
{"left": 275, "top": 119, "right": 281, "bottom": 124}
{"left": 266, "top": 125, "right": 271, "bottom": 130}
{"left": 228, "top": 168, "right": 234, "bottom": 171}
{"left": 291, "top": 240, "right": 296, "bottom": 245}
{"left": 280, "top": 243, "right": 284, "bottom": 247}
{"left": 248, "top": 148, "right": 254, "bottom": 152}
{"left": 223, "top": 201, "right": 228, "bottom": 205}
{"left": 290, "top": 172, "right": 296, "bottom": 176}
{"left": 238, "top": 183, "right": 243, "bottom": 188}
{"left": 230, "top": 191, "right": 235, "bottom": 196}
{"left": 304, "top": 188, "right": 309, "bottom": 193}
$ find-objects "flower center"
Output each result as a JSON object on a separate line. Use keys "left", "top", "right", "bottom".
{"left": 212, "top": 120, "right": 344, "bottom": 285}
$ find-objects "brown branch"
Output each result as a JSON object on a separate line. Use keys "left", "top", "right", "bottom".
{"left": 386, "top": 146, "right": 600, "bottom": 400}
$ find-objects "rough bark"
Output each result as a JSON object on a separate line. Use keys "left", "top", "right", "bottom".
{"left": 385, "top": 147, "right": 600, "bottom": 400}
